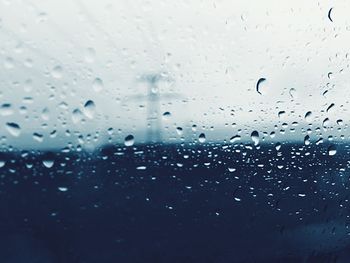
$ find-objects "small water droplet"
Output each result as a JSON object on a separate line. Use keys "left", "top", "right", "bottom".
{"left": 124, "top": 135, "right": 134, "bottom": 146}
{"left": 83, "top": 100, "right": 96, "bottom": 119}
{"left": 42, "top": 153, "right": 55, "bottom": 168}
{"left": 304, "top": 135, "right": 310, "bottom": 146}
{"left": 0, "top": 103, "right": 13, "bottom": 116}
{"left": 256, "top": 78, "right": 267, "bottom": 95}
{"left": 230, "top": 135, "right": 241, "bottom": 143}
{"left": 328, "top": 145, "right": 337, "bottom": 156}
{"left": 92, "top": 78, "right": 104, "bottom": 92}
{"left": 51, "top": 65, "right": 63, "bottom": 79}
{"left": 328, "top": 7, "right": 333, "bottom": 22}
{"left": 304, "top": 111, "right": 312, "bottom": 123}
{"left": 58, "top": 187, "right": 68, "bottom": 192}
{"left": 198, "top": 133, "right": 206, "bottom": 143}
{"left": 162, "top": 111, "right": 171, "bottom": 120}
{"left": 326, "top": 103, "right": 335, "bottom": 113}
{"left": 72, "top": 109, "right": 84, "bottom": 124}
{"left": 251, "top": 131, "right": 259, "bottom": 146}
{"left": 85, "top": 47, "right": 96, "bottom": 63}
{"left": 5, "top": 122, "right": 21, "bottom": 137}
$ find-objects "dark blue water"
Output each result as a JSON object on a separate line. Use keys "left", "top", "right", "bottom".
{"left": 0, "top": 143, "right": 349, "bottom": 262}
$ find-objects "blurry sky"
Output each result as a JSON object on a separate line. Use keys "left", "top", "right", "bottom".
{"left": 0, "top": 0, "right": 349, "bottom": 149}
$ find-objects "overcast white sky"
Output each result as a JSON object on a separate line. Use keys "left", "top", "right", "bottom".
{"left": 0, "top": 0, "right": 349, "bottom": 149}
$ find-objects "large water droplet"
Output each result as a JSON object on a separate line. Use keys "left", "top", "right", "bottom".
{"left": 251, "top": 131, "right": 259, "bottom": 146}
{"left": 5, "top": 122, "right": 21, "bottom": 137}
{"left": 83, "top": 100, "right": 96, "bottom": 119}
{"left": 124, "top": 135, "right": 134, "bottom": 146}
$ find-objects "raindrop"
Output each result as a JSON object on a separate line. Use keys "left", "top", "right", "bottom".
{"left": 176, "top": 127, "right": 183, "bottom": 135}
{"left": 92, "top": 78, "right": 104, "bottom": 92}
{"left": 336, "top": 119, "right": 343, "bottom": 125}
{"left": 198, "top": 133, "right": 206, "bottom": 143}
{"left": 278, "top": 111, "right": 286, "bottom": 119}
{"left": 0, "top": 103, "right": 13, "bottom": 116}
{"left": 304, "top": 135, "right": 310, "bottom": 146}
{"left": 51, "top": 65, "right": 63, "bottom": 79}
{"left": 124, "top": 135, "right": 134, "bottom": 146}
{"left": 322, "top": 118, "right": 330, "bottom": 128}
{"left": 83, "top": 100, "right": 96, "bottom": 119}
{"left": 289, "top": 88, "right": 297, "bottom": 98}
{"left": 5, "top": 122, "right": 21, "bottom": 137}
{"left": 328, "top": 7, "right": 333, "bottom": 22}
{"left": 162, "top": 111, "right": 171, "bottom": 120}
{"left": 58, "top": 187, "right": 68, "bottom": 192}
{"left": 85, "top": 47, "right": 96, "bottom": 63}
{"left": 42, "top": 153, "right": 55, "bottom": 168}
{"left": 251, "top": 131, "right": 259, "bottom": 146}
{"left": 275, "top": 142, "right": 282, "bottom": 151}
{"left": 72, "top": 109, "right": 84, "bottom": 124}
{"left": 326, "top": 103, "right": 335, "bottom": 113}
{"left": 304, "top": 111, "right": 312, "bottom": 123}
{"left": 256, "top": 78, "right": 267, "bottom": 95}
{"left": 33, "top": 133, "right": 44, "bottom": 142}
{"left": 328, "top": 145, "right": 337, "bottom": 156}
{"left": 230, "top": 135, "right": 241, "bottom": 143}
{"left": 327, "top": 72, "right": 333, "bottom": 79}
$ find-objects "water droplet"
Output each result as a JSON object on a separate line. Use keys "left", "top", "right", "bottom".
{"left": 328, "top": 145, "right": 337, "bottom": 156}
{"left": 162, "top": 111, "right": 171, "bottom": 120}
{"left": 83, "top": 100, "right": 96, "bottom": 119}
{"left": 33, "top": 133, "right": 44, "bottom": 142}
{"left": 42, "top": 153, "right": 55, "bottom": 168}
{"left": 251, "top": 131, "right": 259, "bottom": 146}
{"left": 0, "top": 160, "right": 5, "bottom": 168}
{"left": 326, "top": 103, "right": 335, "bottom": 113}
{"left": 5, "top": 122, "right": 21, "bottom": 137}
{"left": 323, "top": 118, "right": 330, "bottom": 128}
{"left": 304, "top": 111, "right": 312, "bottom": 123}
{"left": 230, "top": 135, "right": 241, "bottom": 143}
{"left": 176, "top": 127, "right": 183, "bottom": 135}
{"left": 289, "top": 88, "right": 297, "bottom": 98}
{"left": 0, "top": 103, "right": 13, "bottom": 116}
{"left": 72, "top": 109, "right": 84, "bottom": 124}
{"left": 275, "top": 142, "right": 282, "bottom": 151}
{"left": 337, "top": 119, "right": 343, "bottom": 125}
{"left": 304, "top": 135, "right": 310, "bottom": 146}
{"left": 256, "top": 77, "right": 267, "bottom": 95}
{"left": 278, "top": 111, "right": 286, "bottom": 119}
{"left": 124, "top": 135, "right": 134, "bottom": 146}
{"left": 58, "top": 187, "right": 68, "bottom": 192}
{"left": 327, "top": 72, "right": 333, "bottom": 79}
{"left": 198, "top": 133, "right": 206, "bottom": 143}
{"left": 328, "top": 7, "right": 333, "bottom": 22}
{"left": 85, "top": 47, "right": 96, "bottom": 63}
{"left": 92, "top": 78, "right": 104, "bottom": 92}
{"left": 51, "top": 65, "right": 63, "bottom": 79}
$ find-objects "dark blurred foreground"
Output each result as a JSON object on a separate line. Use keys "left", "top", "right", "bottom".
{"left": 0, "top": 143, "right": 349, "bottom": 262}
